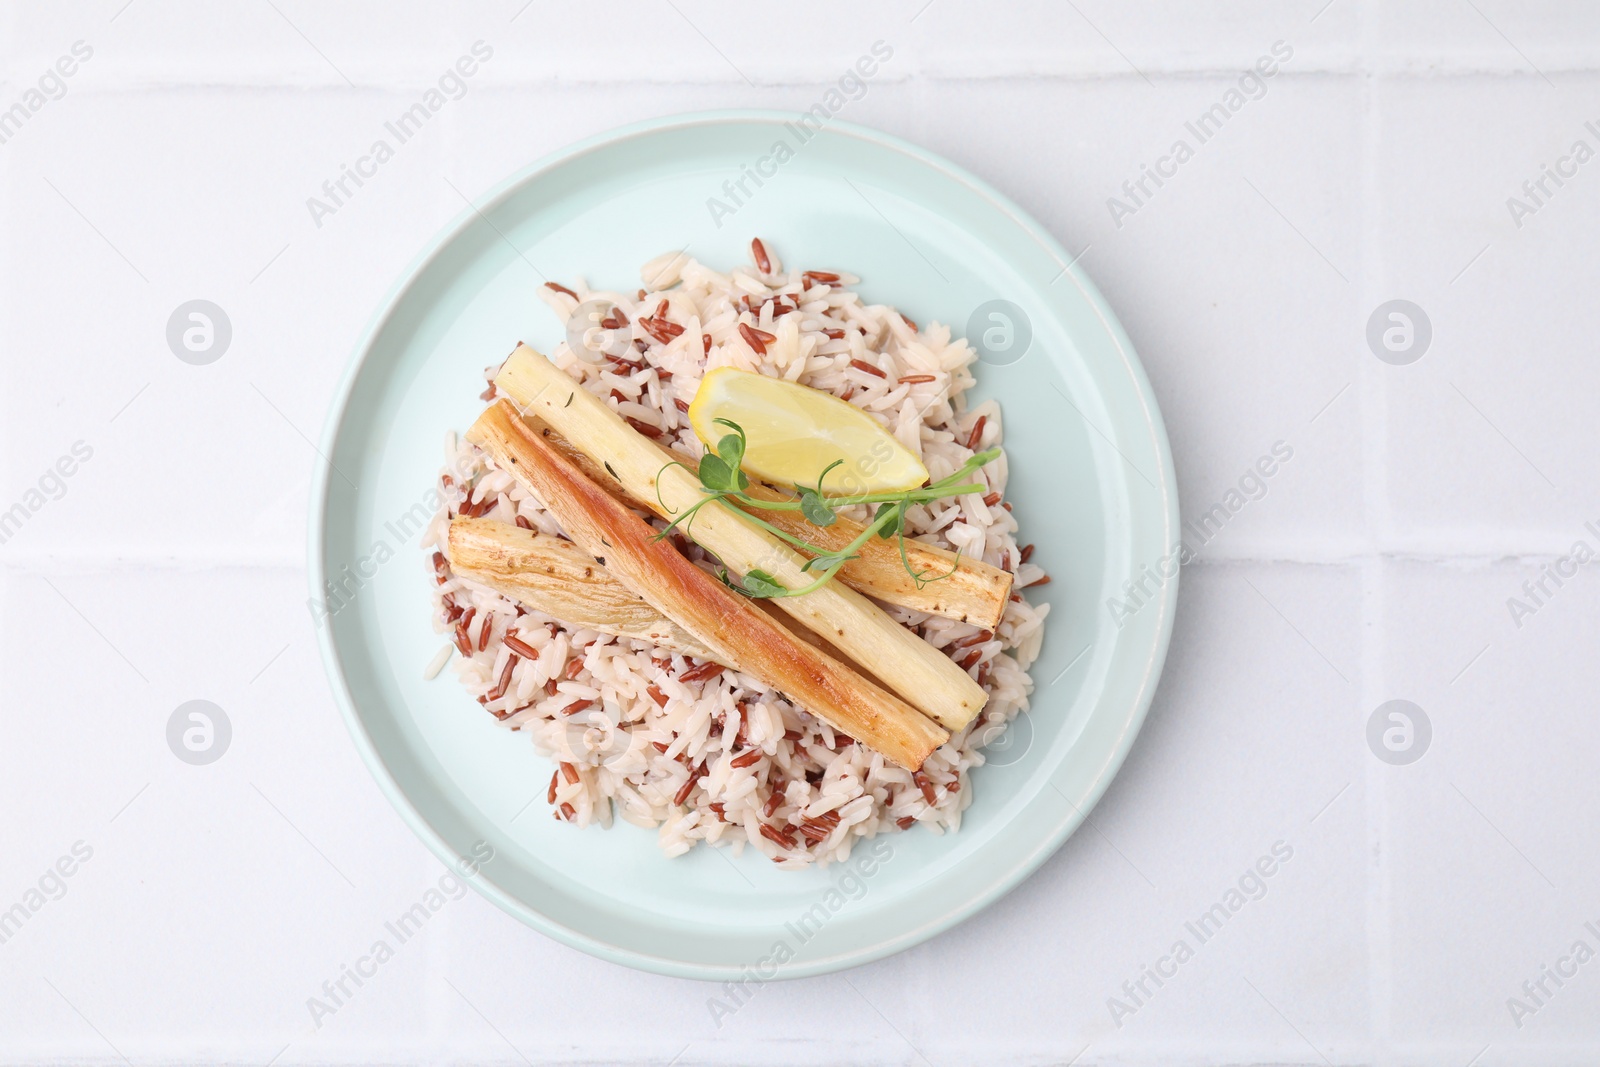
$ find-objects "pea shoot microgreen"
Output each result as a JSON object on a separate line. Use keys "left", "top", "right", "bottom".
{"left": 655, "top": 420, "right": 1000, "bottom": 600}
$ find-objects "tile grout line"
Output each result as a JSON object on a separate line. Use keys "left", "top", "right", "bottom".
{"left": 29, "top": 62, "right": 1600, "bottom": 94}
{"left": 1356, "top": 3, "right": 1393, "bottom": 1055}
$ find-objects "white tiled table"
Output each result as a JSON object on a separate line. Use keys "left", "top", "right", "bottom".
{"left": 3, "top": 2, "right": 1597, "bottom": 1063}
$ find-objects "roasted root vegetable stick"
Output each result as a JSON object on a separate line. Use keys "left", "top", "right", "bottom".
{"left": 466, "top": 400, "right": 949, "bottom": 770}
{"left": 452, "top": 516, "right": 839, "bottom": 664}
{"left": 531, "top": 423, "right": 1014, "bottom": 631}
{"left": 447, "top": 517, "right": 725, "bottom": 665}
{"left": 491, "top": 345, "right": 990, "bottom": 730}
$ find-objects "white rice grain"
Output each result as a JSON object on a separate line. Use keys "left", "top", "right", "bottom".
{"left": 421, "top": 244, "right": 1051, "bottom": 867}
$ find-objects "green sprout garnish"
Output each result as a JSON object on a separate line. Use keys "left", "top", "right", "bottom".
{"left": 657, "top": 420, "right": 998, "bottom": 600}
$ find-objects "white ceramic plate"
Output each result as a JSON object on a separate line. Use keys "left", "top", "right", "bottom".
{"left": 312, "top": 111, "right": 1178, "bottom": 979}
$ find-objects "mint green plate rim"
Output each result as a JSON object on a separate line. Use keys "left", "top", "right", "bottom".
{"left": 310, "top": 110, "right": 1178, "bottom": 980}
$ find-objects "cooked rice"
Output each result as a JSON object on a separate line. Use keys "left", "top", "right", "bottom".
{"left": 421, "top": 242, "right": 1049, "bottom": 868}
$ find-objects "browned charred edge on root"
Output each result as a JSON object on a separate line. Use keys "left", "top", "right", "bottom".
{"left": 525, "top": 420, "right": 1014, "bottom": 631}
{"left": 467, "top": 401, "right": 948, "bottom": 770}
{"left": 449, "top": 516, "right": 727, "bottom": 665}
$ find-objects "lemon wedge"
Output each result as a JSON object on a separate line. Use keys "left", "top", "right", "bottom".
{"left": 688, "top": 367, "right": 929, "bottom": 493}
